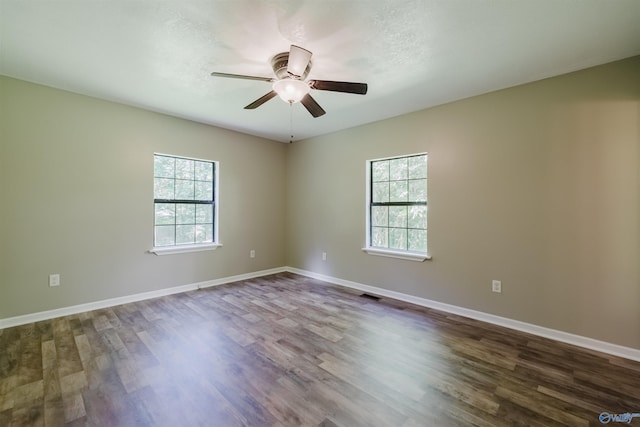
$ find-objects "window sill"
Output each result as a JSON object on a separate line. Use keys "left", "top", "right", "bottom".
{"left": 362, "top": 247, "right": 431, "bottom": 262}
{"left": 150, "top": 243, "right": 222, "bottom": 256}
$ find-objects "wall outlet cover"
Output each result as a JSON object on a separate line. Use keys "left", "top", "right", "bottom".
{"left": 492, "top": 280, "right": 502, "bottom": 293}
{"left": 49, "top": 274, "right": 60, "bottom": 287}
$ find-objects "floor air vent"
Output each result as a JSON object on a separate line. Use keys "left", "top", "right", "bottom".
{"left": 360, "top": 293, "right": 381, "bottom": 301}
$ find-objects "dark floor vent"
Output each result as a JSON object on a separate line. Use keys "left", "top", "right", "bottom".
{"left": 360, "top": 293, "right": 381, "bottom": 301}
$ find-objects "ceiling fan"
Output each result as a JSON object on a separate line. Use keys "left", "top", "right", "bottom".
{"left": 211, "top": 45, "right": 368, "bottom": 118}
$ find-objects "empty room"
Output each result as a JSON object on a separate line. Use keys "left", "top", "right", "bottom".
{"left": 1, "top": 1, "right": 640, "bottom": 426}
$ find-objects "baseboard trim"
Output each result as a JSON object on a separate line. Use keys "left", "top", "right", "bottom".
{"left": 285, "top": 267, "right": 640, "bottom": 362}
{"left": 0, "top": 267, "right": 287, "bottom": 330}
{"left": 3, "top": 265, "right": 639, "bottom": 362}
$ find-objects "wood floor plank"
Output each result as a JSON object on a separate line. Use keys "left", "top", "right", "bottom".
{"left": 2, "top": 272, "right": 640, "bottom": 426}
{"left": 495, "top": 385, "right": 590, "bottom": 426}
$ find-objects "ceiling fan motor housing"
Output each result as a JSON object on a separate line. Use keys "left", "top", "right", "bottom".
{"left": 271, "top": 52, "right": 311, "bottom": 80}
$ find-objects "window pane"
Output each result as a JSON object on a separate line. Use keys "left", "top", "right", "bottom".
{"left": 175, "top": 179, "right": 194, "bottom": 200}
{"left": 408, "top": 155, "right": 427, "bottom": 179}
{"left": 389, "top": 206, "right": 407, "bottom": 228}
{"left": 175, "top": 158, "right": 194, "bottom": 180}
{"left": 196, "top": 204, "right": 213, "bottom": 224}
{"left": 408, "top": 205, "right": 427, "bottom": 229}
{"left": 154, "top": 156, "right": 175, "bottom": 178}
{"left": 155, "top": 225, "right": 175, "bottom": 246}
{"left": 195, "top": 161, "right": 213, "bottom": 181}
{"left": 389, "top": 228, "right": 407, "bottom": 250}
{"left": 389, "top": 158, "right": 408, "bottom": 180}
{"left": 372, "top": 161, "right": 389, "bottom": 182}
{"left": 176, "top": 204, "right": 195, "bottom": 225}
{"left": 154, "top": 203, "right": 175, "bottom": 225}
{"left": 372, "top": 227, "right": 388, "bottom": 248}
{"left": 154, "top": 178, "right": 174, "bottom": 199}
{"left": 371, "top": 206, "right": 388, "bottom": 227}
{"left": 372, "top": 182, "right": 389, "bottom": 203}
{"left": 176, "top": 225, "right": 196, "bottom": 244}
{"left": 389, "top": 181, "right": 408, "bottom": 202}
{"left": 408, "top": 179, "right": 427, "bottom": 202}
{"left": 408, "top": 230, "right": 427, "bottom": 252}
{"left": 195, "top": 181, "right": 213, "bottom": 201}
{"left": 195, "top": 224, "right": 213, "bottom": 243}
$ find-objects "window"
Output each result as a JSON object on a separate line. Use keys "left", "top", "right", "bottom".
{"left": 151, "top": 154, "right": 219, "bottom": 254}
{"left": 364, "top": 153, "right": 430, "bottom": 261}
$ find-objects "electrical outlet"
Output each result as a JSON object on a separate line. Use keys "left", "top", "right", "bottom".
{"left": 49, "top": 274, "right": 60, "bottom": 287}
{"left": 322, "top": 252, "right": 327, "bottom": 261}
{"left": 492, "top": 280, "right": 502, "bottom": 293}
{"left": 250, "top": 250, "right": 255, "bottom": 258}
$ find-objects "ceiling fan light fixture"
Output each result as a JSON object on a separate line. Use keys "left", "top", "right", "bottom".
{"left": 272, "top": 78, "right": 310, "bottom": 104}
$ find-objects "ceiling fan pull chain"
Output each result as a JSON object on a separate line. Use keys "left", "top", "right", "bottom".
{"left": 289, "top": 101, "right": 294, "bottom": 143}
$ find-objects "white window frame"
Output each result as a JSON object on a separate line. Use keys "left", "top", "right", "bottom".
{"left": 150, "top": 153, "right": 221, "bottom": 256}
{"left": 362, "top": 153, "right": 431, "bottom": 262}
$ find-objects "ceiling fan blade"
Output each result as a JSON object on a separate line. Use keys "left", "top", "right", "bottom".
{"left": 300, "top": 94, "right": 326, "bottom": 118}
{"left": 287, "top": 45, "right": 312, "bottom": 77}
{"left": 244, "top": 91, "right": 278, "bottom": 109}
{"left": 309, "top": 80, "right": 368, "bottom": 95}
{"left": 211, "top": 72, "right": 274, "bottom": 82}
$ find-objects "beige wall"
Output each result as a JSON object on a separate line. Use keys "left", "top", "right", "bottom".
{"left": 286, "top": 56, "right": 640, "bottom": 349}
{"left": 2, "top": 57, "right": 639, "bottom": 350}
{"left": 0, "top": 76, "right": 287, "bottom": 318}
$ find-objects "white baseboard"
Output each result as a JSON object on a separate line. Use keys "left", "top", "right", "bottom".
{"left": 285, "top": 267, "right": 640, "bottom": 362}
{"left": 2, "top": 265, "right": 639, "bottom": 362}
{"left": 0, "top": 267, "right": 286, "bottom": 330}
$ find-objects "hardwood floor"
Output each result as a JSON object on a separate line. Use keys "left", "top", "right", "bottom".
{"left": 1, "top": 272, "right": 639, "bottom": 426}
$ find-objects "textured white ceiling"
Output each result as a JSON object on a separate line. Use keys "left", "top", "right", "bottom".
{"left": 2, "top": 1, "right": 640, "bottom": 142}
